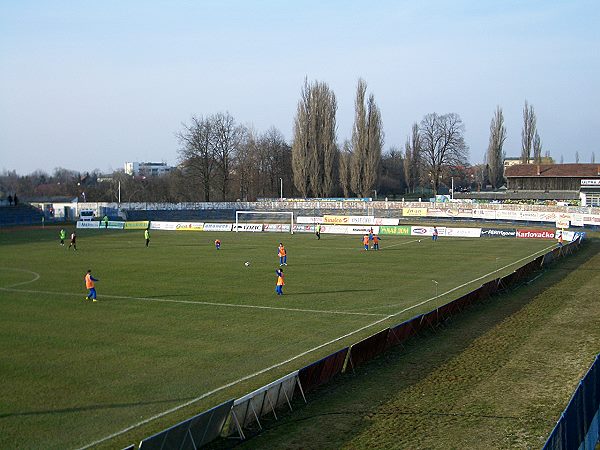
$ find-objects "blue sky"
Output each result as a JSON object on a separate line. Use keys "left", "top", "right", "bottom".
{"left": 1, "top": 0, "right": 599, "bottom": 174}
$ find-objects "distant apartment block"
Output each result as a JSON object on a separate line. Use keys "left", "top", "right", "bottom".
{"left": 124, "top": 161, "right": 174, "bottom": 176}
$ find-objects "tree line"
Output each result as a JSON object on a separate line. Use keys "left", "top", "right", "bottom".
{"left": 3, "top": 84, "right": 569, "bottom": 202}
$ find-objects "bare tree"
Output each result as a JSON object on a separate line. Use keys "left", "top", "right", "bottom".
{"left": 419, "top": 113, "right": 469, "bottom": 196}
{"left": 560, "top": 154, "right": 564, "bottom": 164}
{"left": 291, "top": 79, "right": 337, "bottom": 197}
{"left": 592, "top": 152, "right": 596, "bottom": 164}
{"left": 177, "top": 116, "right": 215, "bottom": 201}
{"left": 212, "top": 112, "right": 243, "bottom": 201}
{"left": 575, "top": 151, "right": 580, "bottom": 163}
{"left": 486, "top": 106, "right": 507, "bottom": 189}
{"left": 533, "top": 131, "right": 542, "bottom": 164}
{"left": 350, "top": 79, "right": 383, "bottom": 197}
{"left": 521, "top": 100, "right": 537, "bottom": 163}
{"left": 338, "top": 139, "right": 353, "bottom": 197}
{"left": 403, "top": 123, "right": 421, "bottom": 193}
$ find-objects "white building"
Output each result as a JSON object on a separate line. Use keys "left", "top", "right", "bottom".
{"left": 124, "top": 162, "right": 174, "bottom": 176}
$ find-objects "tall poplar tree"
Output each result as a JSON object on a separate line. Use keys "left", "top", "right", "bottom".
{"left": 350, "top": 79, "right": 383, "bottom": 197}
{"left": 486, "top": 106, "right": 507, "bottom": 189}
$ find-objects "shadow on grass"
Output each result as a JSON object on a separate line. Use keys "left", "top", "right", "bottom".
{"left": 0, "top": 395, "right": 197, "bottom": 419}
{"left": 227, "top": 239, "right": 600, "bottom": 449}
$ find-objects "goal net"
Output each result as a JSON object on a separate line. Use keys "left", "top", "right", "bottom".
{"left": 235, "top": 211, "right": 294, "bottom": 234}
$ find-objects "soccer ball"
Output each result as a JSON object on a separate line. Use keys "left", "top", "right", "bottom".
{"left": 244, "top": 261, "right": 250, "bottom": 267}
{"left": 418, "top": 240, "right": 421, "bottom": 243}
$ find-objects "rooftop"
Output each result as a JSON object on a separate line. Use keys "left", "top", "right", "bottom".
{"left": 505, "top": 163, "right": 600, "bottom": 178}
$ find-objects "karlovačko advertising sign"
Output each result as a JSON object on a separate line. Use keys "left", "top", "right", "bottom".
{"left": 124, "top": 221, "right": 150, "bottom": 229}
{"left": 480, "top": 228, "right": 517, "bottom": 238}
{"left": 379, "top": 225, "right": 411, "bottom": 235}
{"left": 516, "top": 229, "right": 555, "bottom": 239}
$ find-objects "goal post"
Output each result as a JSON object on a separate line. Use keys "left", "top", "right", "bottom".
{"left": 235, "top": 211, "right": 294, "bottom": 234}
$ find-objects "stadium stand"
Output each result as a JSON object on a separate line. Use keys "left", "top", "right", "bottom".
{"left": 123, "top": 208, "right": 236, "bottom": 222}
{"left": 0, "top": 204, "right": 44, "bottom": 226}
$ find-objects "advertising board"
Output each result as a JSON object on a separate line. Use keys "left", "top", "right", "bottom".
{"left": 472, "top": 209, "right": 497, "bottom": 220}
{"left": 495, "top": 210, "right": 521, "bottom": 221}
{"left": 175, "top": 222, "right": 204, "bottom": 231}
{"left": 373, "top": 218, "right": 400, "bottom": 226}
{"left": 107, "top": 221, "right": 125, "bottom": 229}
{"left": 555, "top": 214, "right": 570, "bottom": 229}
{"left": 203, "top": 223, "right": 233, "bottom": 232}
{"left": 292, "top": 224, "right": 315, "bottom": 233}
{"left": 296, "top": 216, "right": 324, "bottom": 224}
{"left": 516, "top": 229, "right": 555, "bottom": 239}
{"left": 233, "top": 224, "right": 263, "bottom": 232}
{"left": 347, "top": 225, "right": 379, "bottom": 235}
{"left": 263, "top": 224, "right": 291, "bottom": 232}
{"left": 379, "top": 225, "right": 411, "bottom": 235}
{"left": 480, "top": 228, "right": 517, "bottom": 238}
{"left": 570, "top": 214, "right": 584, "bottom": 227}
{"left": 323, "top": 215, "right": 374, "bottom": 225}
{"left": 77, "top": 221, "right": 99, "bottom": 229}
{"left": 402, "top": 208, "right": 427, "bottom": 217}
{"left": 445, "top": 227, "right": 481, "bottom": 238}
{"left": 150, "top": 221, "right": 177, "bottom": 231}
{"left": 410, "top": 226, "right": 446, "bottom": 236}
{"left": 428, "top": 208, "right": 473, "bottom": 218}
{"left": 124, "top": 221, "right": 149, "bottom": 229}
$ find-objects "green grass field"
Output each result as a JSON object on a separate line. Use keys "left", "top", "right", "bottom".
{"left": 0, "top": 227, "right": 557, "bottom": 449}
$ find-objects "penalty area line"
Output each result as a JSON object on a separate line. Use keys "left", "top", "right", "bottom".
{"left": 0, "top": 287, "right": 386, "bottom": 317}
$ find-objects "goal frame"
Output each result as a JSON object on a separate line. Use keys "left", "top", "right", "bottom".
{"left": 235, "top": 211, "right": 294, "bottom": 234}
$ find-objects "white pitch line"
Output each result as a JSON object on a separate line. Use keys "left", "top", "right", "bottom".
{"left": 384, "top": 238, "right": 421, "bottom": 249}
{"left": 0, "top": 267, "right": 41, "bottom": 288}
{"left": 0, "top": 287, "right": 386, "bottom": 317}
{"left": 358, "top": 243, "right": 556, "bottom": 312}
{"left": 306, "top": 238, "right": 420, "bottom": 251}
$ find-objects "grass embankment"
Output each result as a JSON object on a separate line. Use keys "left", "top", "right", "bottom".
{"left": 239, "top": 239, "right": 600, "bottom": 450}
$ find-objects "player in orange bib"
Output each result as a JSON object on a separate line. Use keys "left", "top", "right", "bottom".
{"left": 84, "top": 269, "right": 99, "bottom": 302}
{"left": 278, "top": 243, "right": 287, "bottom": 266}
{"left": 275, "top": 268, "right": 285, "bottom": 295}
{"left": 373, "top": 234, "right": 381, "bottom": 250}
{"left": 363, "top": 234, "right": 369, "bottom": 251}
{"left": 215, "top": 239, "right": 221, "bottom": 250}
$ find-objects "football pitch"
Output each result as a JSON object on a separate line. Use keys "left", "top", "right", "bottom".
{"left": 0, "top": 227, "right": 557, "bottom": 449}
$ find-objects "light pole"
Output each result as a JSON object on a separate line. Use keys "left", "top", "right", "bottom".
{"left": 280, "top": 178, "right": 283, "bottom": 200}
{"left": 432, "top": 279, "right": 438, "bottom": 297}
